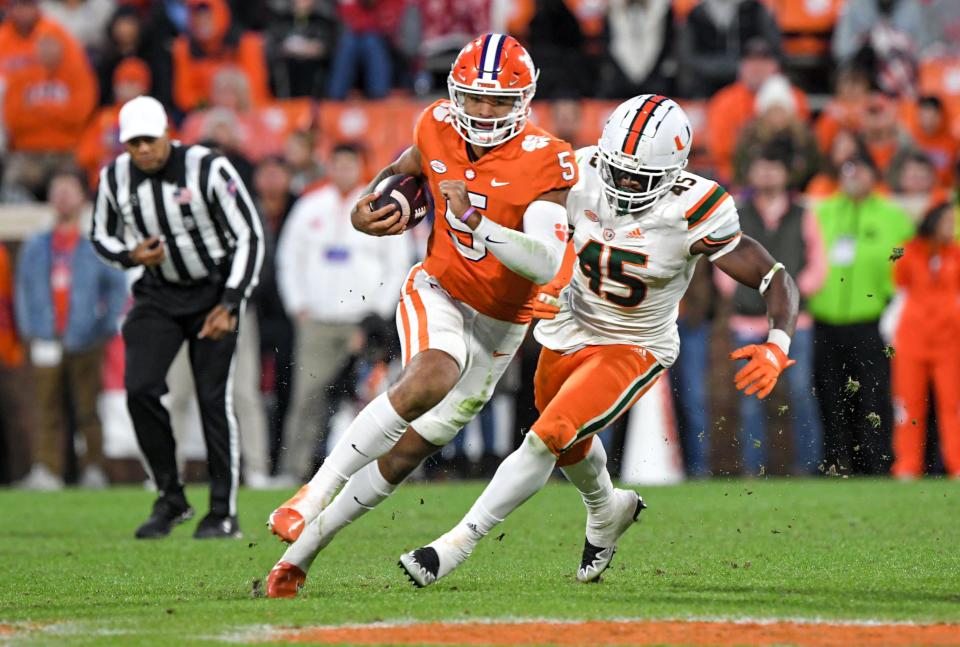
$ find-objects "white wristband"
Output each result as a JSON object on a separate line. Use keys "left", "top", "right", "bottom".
{"left": 767, "top": 328, "right": 791, "bottom": 355}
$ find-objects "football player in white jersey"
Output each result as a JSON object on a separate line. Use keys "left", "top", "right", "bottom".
{"left": 398, "top": 94, "right": 800, "bottom": 587}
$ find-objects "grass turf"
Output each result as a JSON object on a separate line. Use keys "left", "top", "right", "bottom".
{"left": 1, "top": 478, "right": 959, "bottom": 645}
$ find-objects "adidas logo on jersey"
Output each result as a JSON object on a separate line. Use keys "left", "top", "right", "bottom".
{"left": 626, "top": 228, "right": 644, "bottom": 240}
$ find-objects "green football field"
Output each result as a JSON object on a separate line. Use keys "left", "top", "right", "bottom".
{"left": 1, "top": 478, "right": 959, "bottom": 646}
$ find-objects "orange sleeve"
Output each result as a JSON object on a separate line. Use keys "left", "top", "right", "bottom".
{"left": 538, "top": 139, "right": 579, "bottom": 195}
{"left": 894, "top": 247, "right": 912, "bottom": 288}
{"left": 172, "top": 37, "right": 200, "bottom": 112}
{"left": 0, "top": 246, "right": 23, "bottom": 368}
{"left": 238, "top": 33, "right": 271, "bottom": 107}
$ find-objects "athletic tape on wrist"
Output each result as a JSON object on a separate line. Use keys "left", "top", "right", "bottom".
{"left": 759, "top": 262, "right": 785, "bottom": 295}
{"left": 767, "top": 328, "right": 791, "bottom": 356}
{"left": 459, "top": 206, "right": 477, "bottom": 223}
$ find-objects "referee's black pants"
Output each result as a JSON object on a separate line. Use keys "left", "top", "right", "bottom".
{"left": 123, "top": 277, "right": 239, "bottom": 517}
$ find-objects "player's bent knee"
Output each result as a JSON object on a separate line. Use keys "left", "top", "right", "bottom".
{"left": 525, "top": 427, "right": 563, "bottom": 459}
{"left": 389, "top": 350, "right": 461, "bottom": 420}
{"left": 556, "top": 437, "right": 593, "bottom": 468}
{"left": 378, "top": 427, "right": 442, "bottom": 484}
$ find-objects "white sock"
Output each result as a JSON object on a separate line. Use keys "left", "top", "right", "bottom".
{"left": 303, "top": 392, "right": 407, "bottom": 509}
{"left": 282, "top": 462, "right": 398, "bottom": 571}
{"left": 560, "top": 439, "right": 615, "bottom": 522}
{"left": 440, "top": 433, "right": 557, "bottom": 557}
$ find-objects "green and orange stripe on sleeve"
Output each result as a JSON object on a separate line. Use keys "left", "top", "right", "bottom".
{"left": 701, "top": 230, "right": 742, "bottom": 248}
{"left": 685, "top": 184, "right": 730, "bottom": 229}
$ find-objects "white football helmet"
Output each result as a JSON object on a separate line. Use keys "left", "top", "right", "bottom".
{"left": 447, "top": 33, "right": 538, "bottom": 147}
{"left": 598, "top": 95, "right": 692, "bottom": 214}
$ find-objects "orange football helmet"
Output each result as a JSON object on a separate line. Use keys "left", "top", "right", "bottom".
{"left": 447, "top": 33, "right": 539, "bottom": 147}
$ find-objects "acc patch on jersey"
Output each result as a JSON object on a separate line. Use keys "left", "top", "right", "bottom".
{"left": 430, "top": 160, "right": 447, "bottom": 174}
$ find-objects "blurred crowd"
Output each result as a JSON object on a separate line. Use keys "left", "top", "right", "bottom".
{"left": 1, "top": 0, "right": 960, "bottom": 488}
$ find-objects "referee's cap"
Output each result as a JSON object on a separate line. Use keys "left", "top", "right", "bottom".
{"left": 119, "top": 95, "right": 168, "bottom": 143}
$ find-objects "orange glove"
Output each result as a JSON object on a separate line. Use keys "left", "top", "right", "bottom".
{"left": 729, "top": 342, "right": 796, "bottom": 399}
{"left": 532, "top": 287, "right": 561, "bottom": 320}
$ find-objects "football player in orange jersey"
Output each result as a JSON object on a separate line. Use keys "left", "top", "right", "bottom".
{"left": 265, "top": 34, "right": 585, "bottom": 597}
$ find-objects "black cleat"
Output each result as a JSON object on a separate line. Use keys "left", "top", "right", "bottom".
{"left": 398, "top": 547, "right": 440, "bottom": 588}
{"left": 193, "top": 513, "right": 243, "bottom": 539}
{"left": 135, "top": 497, "right": 194, "bottom": 539}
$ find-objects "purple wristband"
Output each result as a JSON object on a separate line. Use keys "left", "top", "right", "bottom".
{"left": 458, "top": 206, "right": 477, "bottom": 223}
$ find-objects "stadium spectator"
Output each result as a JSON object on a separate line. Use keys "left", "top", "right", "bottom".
{"left": 39, "top": 0, "right": 113, "bottom": 53}
{"left": 806, "top": 129, "right": 871, "bottom": 200}
{"left": 596, "top": 0, "right": 673, "bottom": 99}
{"left": 96, "top": 6, "right": 172, "bottom": 108}
{"left": 14, "top": 170, "right": 128, "bottom": 490}
{"left": 861, "top": 92, "right": 913, "bottom": 183}
{"left": 733, "top": 74, "right": 821, "bottom": 190}
{"left": 813, "top": 65, "right": 872, "bottom": 155}
{"left": 172, "top": 0, "right": 271, "bottom": 112}
{"left": 679, "top": 0, "right": 782, "bottom": 98}
{"left": 283, "top": 129, "right": 323, "bottom": 195}
{"left": 808, "top": 151, "right": 914, "bottom": 475}
{"left": 671, "top": 261, "right": 715, "bottom": 478}
{"left": 891, "top": 151, "right": 947, "bottom": 221}
{"left": 413, "top": 0, "right": 491, "bottom": 96}
{"left": 524, "top": 0, "right": 584, "bottom": 98}
{"left": 326, "top": 0, "right": 404, "bottom": 100}
{"left": 886, "top": 203, "right": 960, "bottom": 479}
{"left": 546, "top": 96, "right": 586, "bottom": 148}
{"left": 717, "top": 147, "right": 826, "bottom": 475}
{"left": 275, "top": 143, "right": 413, "bottom": 479}
{"left": 706, "top": 38, "right": 809, "bottom": 185}
{"left": 0, "top": 242, "right": 32, "bottom": 485}
{"left": 0, "top": 0, "right": 85, "bottom": 79}
{"left": 180, "top": 68, "right": 284, "bottom": 162}
{"left": 1, "top": 32, "right": 97, "bottom": 201}
{"left": 263, "top": 0, "right": 338, "bottom": 98}
{"left": 904, "top": 96, "right": 959, "bottom": 188}
{"left": 251, "top": 156, "right": 297, "bottom": 473}
{"left": 832, "top": 0, "right": 933, "bottom": 97}
{"left": 77, "top": 57, "right": 153, "bottom": 189}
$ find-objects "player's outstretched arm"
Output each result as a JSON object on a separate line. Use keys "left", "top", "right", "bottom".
{"left": 351, "top": 146, "right": 424, "bottom": 237}
{"left": 697, "top": 235, "right": 800, "bottom": 399}
{"left": 444, "top": 181, "right": 569, "bottom": 285}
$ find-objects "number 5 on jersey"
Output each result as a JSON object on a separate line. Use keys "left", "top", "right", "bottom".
{"left": 445, "top": 191, "right": 488, "bottom": 261}
{"left": 578, "top": 240, "right": 649, "bottom": 307}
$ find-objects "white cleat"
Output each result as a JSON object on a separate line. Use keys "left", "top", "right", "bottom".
{"left": 577, "top": 489, "right": 645, "bottom": 583}
{"left": 398, "top": 528, "right": 478, "bottom": 588}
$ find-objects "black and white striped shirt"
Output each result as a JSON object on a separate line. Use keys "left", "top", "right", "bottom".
{"left": 89, "top": 143, "right": 264, "bottom": 310}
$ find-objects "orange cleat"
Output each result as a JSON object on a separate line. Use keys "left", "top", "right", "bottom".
{"left": 267, "top": 485, "right": 311, "bottom": 543}
{"left": 266, "top": 561, "right": 306, "bottom": 598}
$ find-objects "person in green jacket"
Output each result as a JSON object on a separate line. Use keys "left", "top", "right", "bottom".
{"left": 808, "top": 151, "right": 914, "bottom": 475}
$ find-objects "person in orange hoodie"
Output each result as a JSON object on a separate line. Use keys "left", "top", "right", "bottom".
{"left": 0, "top": 241, "right": 32, "bottom": 484}
{"left": 706, "top": 38, "right": 810, "bottom": 185}
{"left": 76, "top": 57, "right": 152, "bottom": 189}
{"left": 2, "top": 32, "right": 97, "bottom": 200}
{"left": 886, "top": 202, "right": 960, "bottom": 479}
{"left": 171, "top": 0, "right": 271, "bottom": 112}
{"left": 904, "top": 96, "right": 959, "bottom": 189}
{"left": 0, "top": 0, "right": 85, "bottom": 80}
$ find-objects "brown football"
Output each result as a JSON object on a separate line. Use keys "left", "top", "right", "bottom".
{"left": 371, "top": 174, "right": 431, "bottom": 229}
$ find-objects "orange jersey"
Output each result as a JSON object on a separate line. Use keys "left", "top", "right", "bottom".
{"left": 416, "top": 100, "right": 577, "bottom": 323}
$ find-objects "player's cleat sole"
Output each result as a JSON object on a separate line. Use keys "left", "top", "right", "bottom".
{"left": 266, "top": 561, "right": 306, "bottom": 598}
{"left": 268, "top": 507, "right": 305, "bottom": 543}
{"left": 577, "top": 490, "right": 645, "bottom": 583}
{"left": 398, "top": 547, "right": 441, "bottom": 588}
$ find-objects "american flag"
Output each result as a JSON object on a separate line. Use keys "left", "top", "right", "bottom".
{"left": 173, "top": 187, "right": 192, "bottom": 204}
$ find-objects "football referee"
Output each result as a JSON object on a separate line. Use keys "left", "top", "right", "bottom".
{"left": 90, "top": 96, "right": 264, "bottom": 539}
